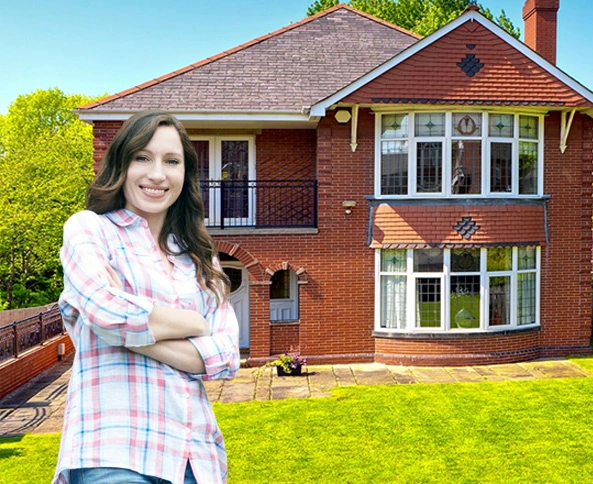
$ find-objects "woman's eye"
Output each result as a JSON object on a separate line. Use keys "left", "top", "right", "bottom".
{"left": 135, "top": 155, "right": 149, "bottom": 162}
{"left": 167, "top": 158, "right": 181, "bottom": 165}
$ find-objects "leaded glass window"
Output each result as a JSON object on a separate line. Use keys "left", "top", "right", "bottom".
{"left": 489, "top": 114, "right": 514, "bottom": 138}
{"left": 490, "top": 142, "right": 512, "bottom": 193}
{"left": 377, "top": 247, "right": 540, "bottom": 332}
{"left": 377, "top": 112, "right": 542, "bottom": 197}
{"left": 415, "top": 113, "right": 445, "bottom": 136}
{"left": 417, "top": 142, "right": 443, "bottom": 193}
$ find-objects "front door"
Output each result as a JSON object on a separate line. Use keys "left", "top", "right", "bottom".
{"left": 222, "top": 261, "right": 250, "bottom": 350}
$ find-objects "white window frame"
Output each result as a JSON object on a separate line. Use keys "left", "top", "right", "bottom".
{"left": 375, "top": 246, "right": 541, "bottom": 333}
{"left": 375, "top": 111, "right": 544, "bottom": 198}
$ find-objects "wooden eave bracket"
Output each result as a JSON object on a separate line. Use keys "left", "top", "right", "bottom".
{"left": 350, "top": 105, "right": 359, "bottom": 152}
{"left": 560, "top": 109, "right": 576, "bottom": 154}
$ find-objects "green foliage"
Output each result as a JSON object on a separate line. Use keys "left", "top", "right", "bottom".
{"left": 306, "top": 0, "right": 339, "bottom": 16}
{"left": 0, "top": 88, "right": 99, "bottom": 309}
{"left": 306, "top": 0, "right": 520, "bottom": 38}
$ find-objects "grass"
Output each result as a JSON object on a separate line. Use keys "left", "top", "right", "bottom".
{"left": 2, "top": 359, "right": 593, "bottom": 483}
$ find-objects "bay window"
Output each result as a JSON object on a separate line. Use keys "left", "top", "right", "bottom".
{"left": 378, "top": 112, "right": 543, "bottom": 197}
{"left": 377, "top": 246, "right": 540, "bottom": 332}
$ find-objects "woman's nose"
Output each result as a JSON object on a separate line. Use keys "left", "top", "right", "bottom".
{"left": 148, "top": 161, "right": 166, "bottom": 181}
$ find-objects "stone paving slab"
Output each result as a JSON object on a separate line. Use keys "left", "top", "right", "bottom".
{"left": 351, "top": 364, "right": 396, "bottom": 386}
{"left": 410, "top": 367, "right": 457, "bottom": 384}
{"left": 488, "top": 363, "right": 536, "bottom": 380}
{"left": 443, "top": 366, "right": 486, "bottom": 383}
{"left": 332, "top": 364, "right": 356, "bottom": 386}
{"left": 387, "top": 366, "right": 418, "bottom": 384}
{"left": 2, "top": 357, "right": 593, "bottom": 436}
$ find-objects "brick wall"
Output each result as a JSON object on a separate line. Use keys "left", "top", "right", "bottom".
{"left": 0, "top": 334, "right": 74, "bottom": 400}
{"left": 88, "top": 110, "right": 592, "bottom": 366}
{"left": 92, "top": 121, "right": 124, "bottom": 172}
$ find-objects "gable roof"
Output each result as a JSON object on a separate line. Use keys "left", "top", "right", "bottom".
{"left": 78, "top": 5, "right": 419, "bottom": 119}
{"left": 311, "top": 8, "right": 593, "bottom": 116}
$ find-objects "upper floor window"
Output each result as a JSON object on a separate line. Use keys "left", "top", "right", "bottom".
{"left": 377, "top": 112, "right": 543, "bottom": 197}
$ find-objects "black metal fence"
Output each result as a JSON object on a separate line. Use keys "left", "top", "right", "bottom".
{"left": 200, "top": 180, "right": 317, "bottom": 229}
{"left": 0, "top": 304, "right": 64, "bottom": 363}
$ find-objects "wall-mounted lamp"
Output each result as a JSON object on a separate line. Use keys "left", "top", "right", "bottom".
{"left": 342, "top": 200, "right": 357, "bottom": 215}
{"left": 334, "top": 109, "right": 352, "bottom": 124}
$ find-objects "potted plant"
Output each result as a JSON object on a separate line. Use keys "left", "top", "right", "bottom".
{"left": 254, "top": 351, "right": 307, "bottom": 377}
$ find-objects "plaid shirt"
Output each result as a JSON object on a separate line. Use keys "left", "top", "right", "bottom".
{"left": 53, "top": 209, "right": 240, "bottom": 484}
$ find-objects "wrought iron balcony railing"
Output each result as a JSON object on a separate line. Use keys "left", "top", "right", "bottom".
{"left": 200, "top": 180, "right": 317, "bottom": 229}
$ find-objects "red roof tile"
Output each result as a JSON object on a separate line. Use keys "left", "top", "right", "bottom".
{"left": 344, "top": 20, "right": 590, "bottom": 107}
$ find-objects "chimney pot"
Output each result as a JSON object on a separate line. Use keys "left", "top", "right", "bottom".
{"left": 522, "top": 0, "right": 560, "bottom": 64}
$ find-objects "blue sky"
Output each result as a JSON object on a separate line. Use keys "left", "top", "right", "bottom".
{"left": 1, "top": 0, "right": 591, "bottom": 115}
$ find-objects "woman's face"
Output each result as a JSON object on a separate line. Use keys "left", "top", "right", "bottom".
{"left": 123, "top": 125, "right": 185, "bottom": 229}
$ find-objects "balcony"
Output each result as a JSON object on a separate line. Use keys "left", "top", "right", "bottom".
{"left": 200, "top": 180, "right": 317, "bottom": 230}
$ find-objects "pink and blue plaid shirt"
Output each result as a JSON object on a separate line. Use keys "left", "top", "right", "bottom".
{"left": 53, "top": 209, "right": 240, "bottom": 484}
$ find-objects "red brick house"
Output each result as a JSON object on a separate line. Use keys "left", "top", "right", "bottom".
{"left": 77, "top": 0, "right": 593, "bottom": 366}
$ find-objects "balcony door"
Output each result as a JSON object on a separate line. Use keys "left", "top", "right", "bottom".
{"left": 192, "top": 136, "right": 255, "bottom": 227}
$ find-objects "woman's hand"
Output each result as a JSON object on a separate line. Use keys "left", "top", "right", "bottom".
{"left": 105, "top": 265, "right": 123, "bottom": 290}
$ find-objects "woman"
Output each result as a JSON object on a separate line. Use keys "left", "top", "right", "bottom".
{"left": 53, "top": 110, "right": 240, "bottom": 484}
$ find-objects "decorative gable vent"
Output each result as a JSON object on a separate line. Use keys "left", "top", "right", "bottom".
{"left": 457, "top": 53, "right": 484, "bottom": 77}
{"left": 453, "top": 216, "right": 481, "bottom": 240}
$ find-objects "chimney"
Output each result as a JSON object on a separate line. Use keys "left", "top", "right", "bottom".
{"left": 522, "top": 0, "right": 560, "bottom": 64}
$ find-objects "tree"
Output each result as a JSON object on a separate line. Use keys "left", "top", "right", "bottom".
{"left": 307, "top": 0, "right": 520, "bottom": 38}
{"left": 0, "top": 88, "right": 99, "bottom": 309}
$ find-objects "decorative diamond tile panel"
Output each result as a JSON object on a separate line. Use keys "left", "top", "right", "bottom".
{"left": 457, "top": 54, "right": 484, "bottom": 77}
{"left": 453, "top": 216, "right": 480, "bottom": 240}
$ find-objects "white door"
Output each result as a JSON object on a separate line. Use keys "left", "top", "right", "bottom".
{"left": 222, "top": 261, "right": 250, "bottom": 349}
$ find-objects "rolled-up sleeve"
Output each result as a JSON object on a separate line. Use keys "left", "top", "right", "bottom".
{"left": 58, "top": 211, "right": 155, "bottom": 348}
{"left": 188, "top": 300, "right": 240, "bottom": 381}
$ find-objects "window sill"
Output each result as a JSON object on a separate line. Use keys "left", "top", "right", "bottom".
{"left": 373, "top": 325, "right": 540, "bottom": 339}
{"left": 270, "top": 320, "right": 300, "bottom": 326}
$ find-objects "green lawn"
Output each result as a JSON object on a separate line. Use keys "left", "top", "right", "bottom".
{"left": 3, "top": 359, "right": 593, "bottom": 483}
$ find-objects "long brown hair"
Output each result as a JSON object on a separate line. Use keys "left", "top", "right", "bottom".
{"left": 87, "top": 110, "right": 229, "bottom": 303}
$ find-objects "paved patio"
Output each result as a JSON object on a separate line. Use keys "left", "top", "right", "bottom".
{"left": 0, "top": 356, "right": 590, "bottom": 438}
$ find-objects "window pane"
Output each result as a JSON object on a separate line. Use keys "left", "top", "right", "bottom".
{"left": 487, "top": 248, "right": 512, "bottom": 271}
{"left": 381, "top": 249, "right": 407, "bottom": 272}
{"left": 519, "top": 141, "right": 538, "bottom": 194}
{"left": 452, "top": 249, "right": 480, "bottom": 272}
{"left": 415, "top": 113, "right": 445, "bottom": 137}
{"left": 489, "top": 276, "right": 511, "bottom": 326}
{"left": 381, "top": 141, "right": 408, "bottom": 194}
{"left": 416, "top": 277, "right": 441, "bottom": 328}
{"left": 414, "top": 249, "right": 443, "bottom": 272}
{"left": 193, "top": 140, "right": 210, "bottom": 213}
{"left": 381, "top": 276, "right": 407, "bottom": 329}
{"left": 519, "top": 115, "right": 538, "bottom": 139}
{"left": 451, "top": 140, "right": 481, "bottom": 194}
{"left": 221, "top": 140, "right": 249, "bottom": 219}
{"left": 451, "top": 275, "right": 480, "bottom": 329}
{"left": 453, "top": 113, "right": 482, "bottom": 137}
{"left": 490, "top": 142, "right": 512, "bottom": 192}
{"left": 270, "top": 270, "right": 290, "bottom": 299}
{"left": 417, "top": 141, "right": 443, "bottom": 193}
{"left": 489, "top": 114, "right": 514, "bottom": 137}
{"left": 518, "top": 246, "right": 536, "bottom": 270}
{"left": 382, "top": 114, "right": 409, "bottom": 139}
{"left": 518, "top": 272, "right": 536, "bottom": 325}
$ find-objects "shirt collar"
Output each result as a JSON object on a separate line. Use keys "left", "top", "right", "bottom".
{"left": 104, "top": 209, "right": 145, "bottom": 227}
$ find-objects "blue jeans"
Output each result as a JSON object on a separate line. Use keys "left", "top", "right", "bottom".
{"left": 70, "top": 463, "right": 198, "bottom": 484}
